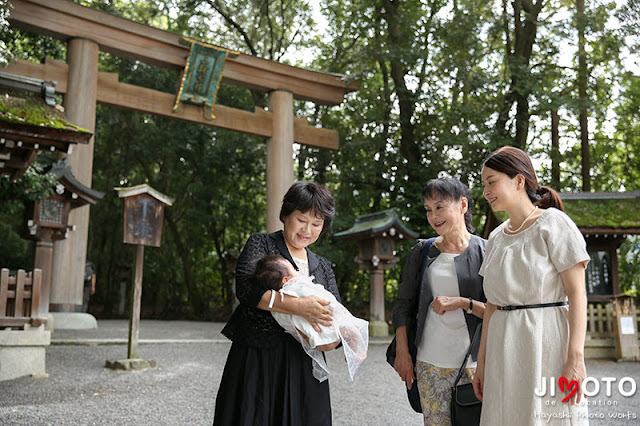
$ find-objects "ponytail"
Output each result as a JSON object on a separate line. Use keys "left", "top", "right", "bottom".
{"left": 484, "top": 147, "right": 564, "bottom": 211}
{"left": 536, "top": 186, "right": 564, "bottom": 211}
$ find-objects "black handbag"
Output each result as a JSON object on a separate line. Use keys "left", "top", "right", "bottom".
{"left": 450, "top": 325, "right": 482, "bottom": 426}
{"left": 386, "top": 238, "right": 434, "bottom": 413}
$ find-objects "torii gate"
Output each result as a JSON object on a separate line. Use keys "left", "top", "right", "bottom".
{"left": 6, "top": 0, "right": 358, "bottom": 320}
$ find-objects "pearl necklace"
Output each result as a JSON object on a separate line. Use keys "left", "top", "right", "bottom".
{"left": 507, "top": 206, "right": 538, "bottom": 233}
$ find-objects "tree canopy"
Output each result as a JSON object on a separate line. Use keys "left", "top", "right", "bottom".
{"left": 1, "top": 0, "right": 639, "bottom": 316}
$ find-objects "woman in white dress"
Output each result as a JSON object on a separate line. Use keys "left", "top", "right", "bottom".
{"left": 472, "top": 146, "right": 590, "bottom": 425}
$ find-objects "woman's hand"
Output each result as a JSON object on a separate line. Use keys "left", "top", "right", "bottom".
{"left": 294, "top": 296, "right": 333, "bottom": 332}
{"left": 472, "top": 360, "right": 485, "bottom": 401}
{"left": 432, "top": 296, "right": 463, "bottom": 315}
{"left": 559, "top": 263, "right": 589, "bottom": 405}
{"left": 561, "top": 355, "right": 587, "bottom": 405}
{"left": 394, "top": 350, "right": 416, "bottom": 389}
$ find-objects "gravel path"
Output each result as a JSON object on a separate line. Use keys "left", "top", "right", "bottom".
{"left": 0, "top": 320, "right": 638, "bottom": 425}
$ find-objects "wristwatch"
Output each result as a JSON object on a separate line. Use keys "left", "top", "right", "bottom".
{"left": 466, "top": 298, "right": 473, "bottom": 314}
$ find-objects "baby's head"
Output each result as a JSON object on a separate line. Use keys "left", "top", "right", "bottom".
{"left": 254, "top": 254, "right": 297, "bottom": 291}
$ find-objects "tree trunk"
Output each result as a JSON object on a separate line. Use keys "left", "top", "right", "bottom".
{"left": 550, "top": 109, "right": 561, "bottom": 188}
{"left": 384, "top": 0, "right": 420, "bottom": 165}
{"left": 577, "top": 0, "right": 590, "bottom": 191}
{"left": 495, "top": 0, "right": 544, "bottom": 146}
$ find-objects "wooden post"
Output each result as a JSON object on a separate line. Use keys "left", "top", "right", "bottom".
{"left": 51, "top": 37, "right": 99, "bottom": 313}
{"left": 370, "top": 269, "right": 385, "bottom": 322}
{"left": 266, "top": 89, "right": 294, "bottom": 233}
{"left": 128, "top": 245, "right": 144, "bottom": 359}
{"left": 33, "top": 229, "right": 55, "bottom": 316}
{"left": 369, "top": 268, "right": 388, "bottom": 337}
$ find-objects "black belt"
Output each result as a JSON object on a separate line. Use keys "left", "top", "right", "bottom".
{"left": 497, "top": 301, "right": 568, "bottom": 311}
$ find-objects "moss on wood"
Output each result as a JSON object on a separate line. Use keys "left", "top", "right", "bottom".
{"left": 563, "top": 199, "right": 640, "bottom": 229}
{"left": 491, "top": 198, "right": 640, "bottom": 229}
{"left": 0, "top": 92, "right": 90, "bottom": 133}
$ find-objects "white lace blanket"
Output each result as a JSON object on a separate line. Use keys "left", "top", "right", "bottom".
{"left": 271, "top": 276, "right": 369, "bottom": 382}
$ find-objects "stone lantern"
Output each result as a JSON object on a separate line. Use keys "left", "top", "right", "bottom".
{"left": 335, "top": 209, "right": 418, "bottom": 337}
{"left": 29, "top": 160, "right": 104, "bottom": 317}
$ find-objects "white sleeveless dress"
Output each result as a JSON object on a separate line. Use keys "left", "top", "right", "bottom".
{"left": 479, "top": 208, "right": 590, "bottom": 425}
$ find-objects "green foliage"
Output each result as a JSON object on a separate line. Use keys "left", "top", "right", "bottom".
{"left": 0, "top": 159, "right": 57, "bottom": 270}
{"left": 619, "top": 237, "right": 640, "bottom": 303}
{"left": 3, "top": 0, "right": 639, "bottom": 318}
{"left": 0, "top": 1, "right": 11, "bottom": 67}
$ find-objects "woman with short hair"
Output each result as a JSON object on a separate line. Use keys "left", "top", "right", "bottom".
{"left": 214, "top": 181, "right": 340, "bottom": 426}
{"left": 393, "top": 177, "right": 486, "bottom": 425}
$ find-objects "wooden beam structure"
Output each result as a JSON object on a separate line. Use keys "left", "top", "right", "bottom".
{"left": 4, "top": 59, "right": 339, "bottom": 149}
{"left": 9, "top": 0, "right": 359, "bottom": 106}
{"left": 6, "top": 0, "right": 359, "bottom": 321}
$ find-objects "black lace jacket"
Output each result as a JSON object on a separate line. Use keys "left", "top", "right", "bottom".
{"left": 221, "top": 231, "right": 340, "bottom": 347}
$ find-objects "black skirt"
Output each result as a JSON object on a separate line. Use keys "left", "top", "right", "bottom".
{"left": 213, "top": 335, "right": 332, "bottom": 426}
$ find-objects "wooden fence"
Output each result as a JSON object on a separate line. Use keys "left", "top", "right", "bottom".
{"left": 587, "top": 302, "right": 640, "bottom": 339}
{"left": 0, "top": 268, "right": 43, "bottom": 328}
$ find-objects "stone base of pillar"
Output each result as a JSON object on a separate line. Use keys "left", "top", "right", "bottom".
{"left": 368, "top": 320, "right": 389, "bottom": 337}
{"left": 50, "top": 312, "right": 98, "bottom": 330}
{"left": 45, "top": 313, "right": 55, "bottom": 332}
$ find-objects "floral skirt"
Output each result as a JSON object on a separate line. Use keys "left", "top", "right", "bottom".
{"left": 415, "top": 361, "right": 475, "bottom": 426}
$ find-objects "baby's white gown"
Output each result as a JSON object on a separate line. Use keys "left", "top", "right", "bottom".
{"left": 271, "top": 276, "right": 369, "bottom": 382}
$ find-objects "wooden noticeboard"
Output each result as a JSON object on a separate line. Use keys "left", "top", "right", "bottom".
{"left": 122, "top": 193, "right": 165, "bottom": 247}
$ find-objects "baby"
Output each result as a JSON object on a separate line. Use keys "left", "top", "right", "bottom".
{"left": 255, "top": 254, "right": 369, "bottom": 382}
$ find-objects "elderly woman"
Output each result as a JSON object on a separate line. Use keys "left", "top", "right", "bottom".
{"left": 392, "top": 177, "right": 486, "bottom": 425}
{"left": 213, "top": 181, "right": 340, "bottom": 426}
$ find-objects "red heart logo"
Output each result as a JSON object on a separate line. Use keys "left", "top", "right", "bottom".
{"left": 558, "top": 376, "right": 579, "bottom": 403}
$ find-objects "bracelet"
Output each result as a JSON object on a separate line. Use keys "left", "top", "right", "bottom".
{"left": 268, "top": 290, "right": 276, "bottom": 309}
{"left": 466, "top": 297, "right": 473, "bottom": 314}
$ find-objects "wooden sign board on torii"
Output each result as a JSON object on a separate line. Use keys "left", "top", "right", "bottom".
{"left": 5, "top": 0, "right": 359, "bottom": 322}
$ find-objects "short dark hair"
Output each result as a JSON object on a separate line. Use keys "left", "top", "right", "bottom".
{"left": 254, "top": 255, "right": 291, "bottom": 291}
{"left": 483, "top": 146, "right": 564, "bottom": 211}
{"left": 279, "top": 181, "right": 335, "bottom": 231}
{"left": 422, "top": 177, "right": 475, "bottom": 233}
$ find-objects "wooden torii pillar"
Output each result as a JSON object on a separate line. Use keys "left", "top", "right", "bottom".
{"left": 7, "top": 0, "right": 359, "bottom": 320}
{"left": 50, "top": 38, "right": 99, "bottom": 312}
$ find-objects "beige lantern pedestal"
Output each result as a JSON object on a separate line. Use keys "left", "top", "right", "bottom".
{"left": 335, "top": 209, "right": 418, "bottom": 337}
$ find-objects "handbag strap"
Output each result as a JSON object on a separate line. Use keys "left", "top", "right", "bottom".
{"left": 452, "top": 324, "right": 481, "bottom": 387}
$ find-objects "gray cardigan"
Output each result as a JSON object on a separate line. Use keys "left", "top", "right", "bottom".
{"left": 392, "top": 235, "right": 487, "bottom": 361}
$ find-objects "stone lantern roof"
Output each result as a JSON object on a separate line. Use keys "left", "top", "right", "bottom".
{"left": 334, "top": 208, "right": 419, "bottom": 241}
{"left": 50, "top": 160, "right": 105, "bottom": 208}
